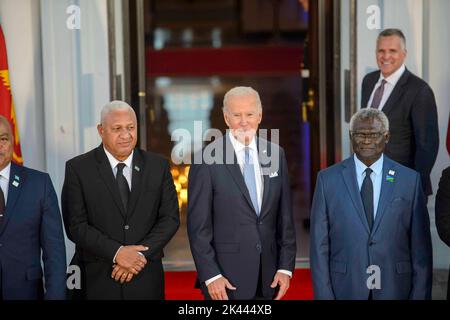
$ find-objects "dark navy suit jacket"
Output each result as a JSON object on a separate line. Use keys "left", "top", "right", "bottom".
{"left": 0, "top": 163, "right": 66, "bottom": 299}
{"left": 187, "top": 136, "right": 296, "bottom": 299}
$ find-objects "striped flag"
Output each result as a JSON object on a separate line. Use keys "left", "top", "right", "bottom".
{"left": 0, "top": 25, "right": 23, "bottom": 165}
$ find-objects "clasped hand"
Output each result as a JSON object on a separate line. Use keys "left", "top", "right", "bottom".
{"left": 111, "top": 245, "right": 148, "bottom": 283}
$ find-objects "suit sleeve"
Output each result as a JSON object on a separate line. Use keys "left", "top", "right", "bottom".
{"left": 62, "top": 162, "right": 122, "bottom": 261}
{"left": 187, "top": 162, "right": 222, "bottom": 283}
{"left": 310, "top": 172, "right": 335, "bottom": 299}
{"left": 409, "top": 173, "right": 433, "bottom": 300}
{"left": 435, "top": 168, "right": 450, "bottom": 246}
{"left": 139, "top": 160, "right": 180, "bottom": 260}
{"left": 411, "top": 85, "right": 439, "bottom": 195}
{"left": 40, "top": 174, "right": 67, "bottom": 300}
{"left": 276, "top": 148, "right": 296, "bottom": 272}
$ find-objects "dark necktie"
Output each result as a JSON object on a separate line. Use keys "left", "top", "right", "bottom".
{"left": 361, "top": 168, "right": 374, "bottom": 229}
{"left": 0, "top": 186, "right": 5, "bottom": 226}
{"left": 370, "top": 79, "right": 387, "bottom": 109}
{"left": 116, "top": 163, "right": 130, "bottom": 210}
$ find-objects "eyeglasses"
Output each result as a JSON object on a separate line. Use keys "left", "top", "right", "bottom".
{"left": 351, "top": 132, "right": 386, "bottom": 140}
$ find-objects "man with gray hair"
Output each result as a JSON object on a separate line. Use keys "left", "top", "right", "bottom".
{"left": 310, "top": 108, "right": 432, "bottom": 299}
{"left": 62, "top": 100, "right": 179, "bottom": 299}
{"left": 188, "top": 86, "right": 296, "bottom": 300}
{"left": 361, "top": 28, "right": 439, "bottom": 197}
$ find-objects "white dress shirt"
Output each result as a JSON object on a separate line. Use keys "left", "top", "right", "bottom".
{"left": 367, "top": 64, "right": 406, "bottom": 110}
{"left": 104, "top": 147, "right": 134, "bottom": 263}
{"left": 354, "top": 154, "right": 383, "bottom": 219}
{"left": 0, "top": 163, "right": 11, "bottom": 205}
{"left": 104, "top": 147, "right": 133, "bottom": 190}
{"left": 228, "top": 131, "right": 263, "bottom": 211}
{"left": 205, "top": 133, "right": 292, "bottom": 287}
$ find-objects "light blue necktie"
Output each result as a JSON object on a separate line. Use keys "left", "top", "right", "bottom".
{"left": 243, "top": 147, "right": 260, "bottom": 215}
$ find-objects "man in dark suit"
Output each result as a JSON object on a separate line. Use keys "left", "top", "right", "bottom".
{"left": 435, "top": 166, "right": 450, "bottom": 299}
{"left": 0, "top": 116, "right": 66, "bottom": 299}
{"left": 310, "top": 108, "right": 432, "bottom": 300}
{"left": 187, "top": 86, "right": 296, "bottom": 300}
{"left": 62, "top": 101, "right": 179, "bottom": 299}
{"left": 361, "top": 28, "right": 439, "bottom": 196}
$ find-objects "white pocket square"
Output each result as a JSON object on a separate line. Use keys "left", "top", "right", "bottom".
{"left": 269, "top": 172, "right": 278, "bottom": 178}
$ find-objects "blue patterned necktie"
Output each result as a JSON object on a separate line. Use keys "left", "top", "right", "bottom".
{"left": 243, "top": 147, "right": 259, "bottom": 215}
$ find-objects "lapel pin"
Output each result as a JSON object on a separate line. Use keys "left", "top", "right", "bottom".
{"left": 134, "top": 165, "right": 140, "bottom": 172}
{"left": 386, "top": 175, "right": 394, "bottom": 183}
{"left": 14, "top": 175, "right": 20, "bottom": 181}
{"left": 12, "top": 181, "right": 19, "bottom": 187}
{"left": 388, "top": 170, "right": 395, "bottom": 176}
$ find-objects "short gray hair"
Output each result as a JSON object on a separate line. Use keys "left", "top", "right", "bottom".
{"left": 100, "top": 100, "right": 136, "bottom": 125}
{"left": 223, "top": 86, "right": 262, "bottom": 112}
{"left": 350, "top": 108, "right": 389, "bottom": 132}
{"left": 377, "top": 28, "right": 406, "bottom": 51}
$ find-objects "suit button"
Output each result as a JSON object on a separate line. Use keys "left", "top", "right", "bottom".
{"left": 256, "top": 244, "right": 262, "bottom": 251}
{"left": 369, "top": 240, "right": 375, "bottom": 246}
{"left": 124, "top": 225, "right": 130, "bottom": 230}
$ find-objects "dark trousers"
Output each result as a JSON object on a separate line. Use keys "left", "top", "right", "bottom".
{"left": 202, "top": 261, "right": 270, "bottom": 300}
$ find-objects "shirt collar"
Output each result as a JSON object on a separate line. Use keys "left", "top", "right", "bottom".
{"left": 354, "top": 153, "right": 384, "bottom": 177}
{"left": 379, "top": 64, "right": 405, "bottom": 86}
{"left": 0, "top": 162, "right": 11, "bottom": 181}
{"left": 103, "top": 146, "right": 133, "bottom": 170}
{"left": 228, "top": 131, "right": 258, "bottom": 154}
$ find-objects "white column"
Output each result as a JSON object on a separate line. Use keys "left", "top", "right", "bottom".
{"left": 40, "top": 0, "right": 110, "bottom": 261}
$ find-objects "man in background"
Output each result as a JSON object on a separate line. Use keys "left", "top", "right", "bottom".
{"left": 361, "top": 28, "right": 439, "bottom": 197}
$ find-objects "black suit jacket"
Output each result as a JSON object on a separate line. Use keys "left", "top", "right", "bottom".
{"left": 187, "top": 136, "right": 296, "bottom": 299}
{"left": 62, "top": 145, "right": 179, "bottom": 299}
{"left": 435, "top": 166, "right": 450, "bottom": 299}
{"left": 361, "top": 68, "right": 439, "bottom": 195}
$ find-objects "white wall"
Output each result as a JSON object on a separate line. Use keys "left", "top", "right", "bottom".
{"left": 40, "top": 0, "right": 110, "bottom": 262}
{"left": 1, "top": 0, "right": 110, "bottom": 263}
{"left": 0, "top": 0, "right": 46, "bottom": 171}
{"left": 427, "top": 0, "right": 450, "bottom": 269}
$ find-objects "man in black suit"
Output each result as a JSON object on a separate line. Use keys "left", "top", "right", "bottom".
{"left": 62, "top": 101, "right": 179, "bottom": 299}
{"left": 187, "top": 86, "right": 296, "bottom": 300}
{"left": 361, "top": 28, "right": 439, "bottom": 196}
{"left": 435, "top": 166, "right": 450, "bottom": 299}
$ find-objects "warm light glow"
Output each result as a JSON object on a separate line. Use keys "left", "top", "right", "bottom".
{"left": 172, "top": 165, "right": 190, "bottom": 212}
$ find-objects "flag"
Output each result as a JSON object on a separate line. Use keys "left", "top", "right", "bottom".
{"left": 0, "top": 25, "right": 23, "bottom": 165}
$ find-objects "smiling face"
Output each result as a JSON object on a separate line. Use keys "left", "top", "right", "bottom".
{"left": 376, "top": 35, "right": 407, "bottom": 78}
{"left": 97, "top": 108, "right": 137, "bottom": 161}
{"left": 0, "top": 120, "right": 13, "bottom": 171}
{"left": 351, "top": 117, "right": 390, "bottom": 167}
{"left": 223, "top": 92, "right": 262, "bottom": 145}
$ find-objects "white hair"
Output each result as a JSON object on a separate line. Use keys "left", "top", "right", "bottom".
{"left": 223, "top": 86, "right": 262, "bottom": 112}
{"left": 100, "top": 100, "right": 136, "bottom": 125}
{"left": 350, "top": 108, "right": 390, "bottom": 132}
